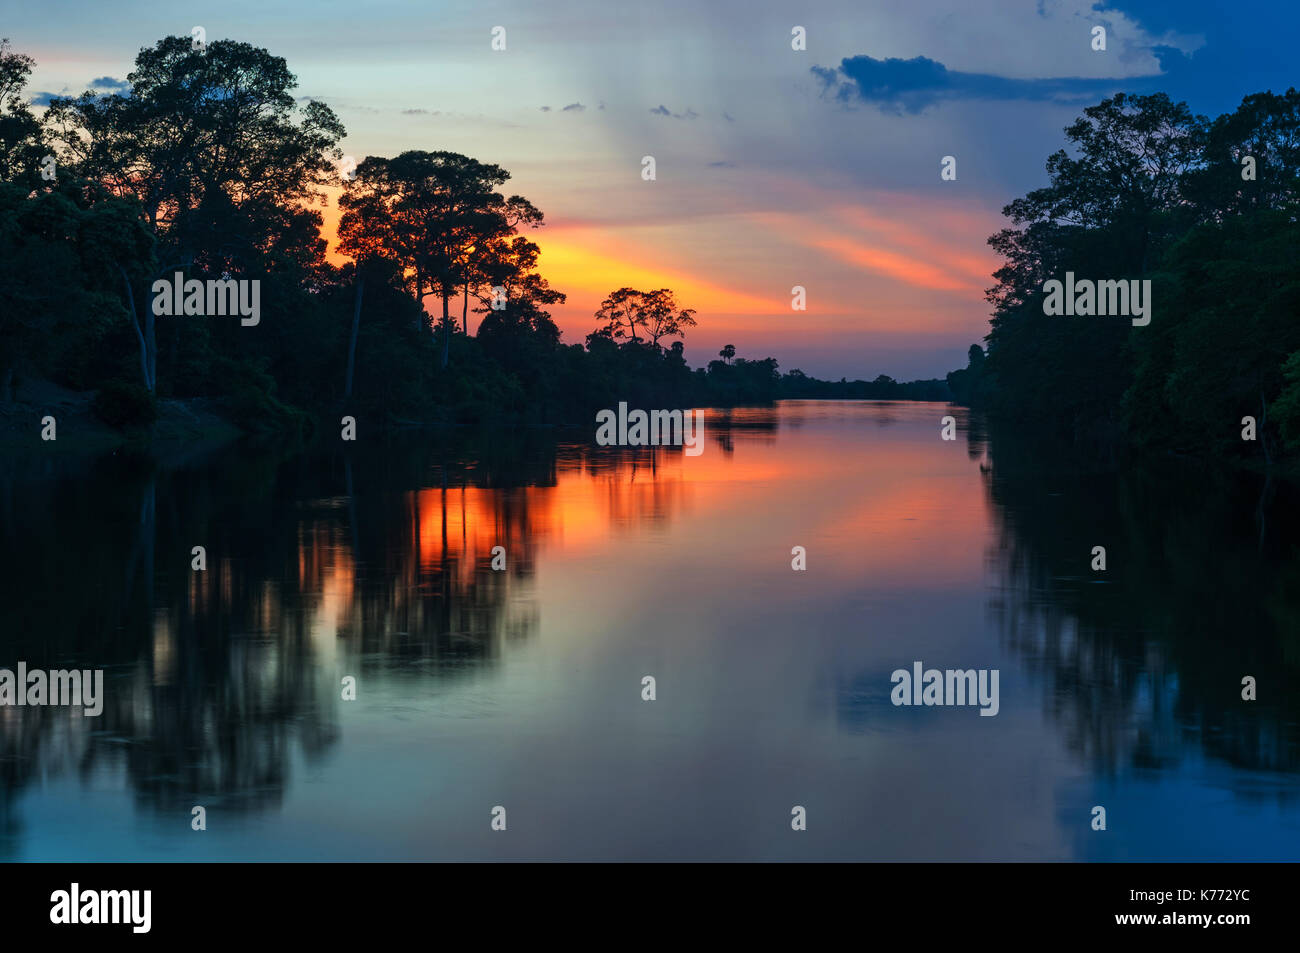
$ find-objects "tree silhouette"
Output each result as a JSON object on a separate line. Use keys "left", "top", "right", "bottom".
{"left": 44, "top": 37, "right": 343, "bottom": 270}
{"left": 338, "top": 150, "right": 543, "bottom": 367}
{"left": 594, "top": 288, "right": 697, "bottom": 349}
{"left": 970, "top": 88, "right": 1300, "bottom": 464}
{"left": 0, "top": 39, "right": 43, "bottom": 190}
{"left": 981, "top": 93, "right": 1204, "bottom": 438}
{"left": 40, "top": 36, "right": 345, "bottom": 396}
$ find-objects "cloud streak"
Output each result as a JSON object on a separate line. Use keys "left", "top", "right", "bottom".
{"left": 649, "top": 104, "right": 699, "bottom": 119}
{"left": 813, "top": 54, "right": 1134, "bottom": 114}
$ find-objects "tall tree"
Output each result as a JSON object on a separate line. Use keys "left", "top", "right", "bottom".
{"left": 982, "top": 93, "right": 1203, "bottom": 436}
{"left": 337, "top": 150, "right": 543, "bottom": 366}
{"left": 0, "top": 39, "right": 43, "bottom": 189}
{"left": 43, "top": 36, "right": 344, "bottom": 273}
{"left": 40, "top": 36, "right": 345, "bottom": 394}
{"left": 458, "top": 195, "right": 544, "bottom": 334}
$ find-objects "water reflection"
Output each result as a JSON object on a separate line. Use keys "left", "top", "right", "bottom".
{"left": 982, "top": 418, "right": 1300, "bottom": 782}
{"left": 0, "top": 403, "right": 1296, "bottom": 860}
{"left": 0, "top": 432, "right": 712, "bottom": 855}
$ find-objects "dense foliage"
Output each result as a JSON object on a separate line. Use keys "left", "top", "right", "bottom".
{"left": 954, "top": 90, "right": 1300, "bottom": 464}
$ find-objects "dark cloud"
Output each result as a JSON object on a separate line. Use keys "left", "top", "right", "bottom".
{"left": 708, "top": 161, "right": 735, "bottom": 168}
{"left": 31, "top": 77, "right": 131, "bottom": 106}
{"left": 723, "top": 111, "right": 735, "bottom": 122}
{"left": 812, "top": 54, "right": 1127, "bottom": 114}
{"left": 402, "top": 108, "right": 437, "bottom": 115}
{"left": 649, "top": 104, "right": 699, "bottom": 119}
{"left": 562, "top": 102, "right": 585, "bottom": 111}
{"left": 89, "top": 76, "right": 130, "bottom": 92}
{"left": 539, "top": 105, "right": 551, "bottom": 111}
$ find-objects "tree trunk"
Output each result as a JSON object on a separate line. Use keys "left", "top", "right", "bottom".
{"left": 120, "top": 266, "right": 152, "bottom": 392}
{"left": 441, "top": 293, "right": 451, "bottom": 368}
{"left": 462, "top": 283, "right": 469, "bottom": 334}
{"left": 1260, "top": 390, "right": 1273, "bottom": 468}
{"left": 345, "top": 275, "right": 365, "bottom": 399}
{"left": 416, "top": 269, "right": 426, "bottom": 333}
{"left": 146, "top": 291, "right": 156, "bottom": 393}
{"left": 1256, "top": 471, "right": 1274, "bottom": 552}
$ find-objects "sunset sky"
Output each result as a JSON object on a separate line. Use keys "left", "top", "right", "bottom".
{"left": 10, "top": 0, "right": 1294, "bottom": 379}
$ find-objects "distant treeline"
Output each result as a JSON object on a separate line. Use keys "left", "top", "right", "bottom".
{"left": 948, "top": 90, "right": 1300, "bottom": 466}
{"left": 780, "top": 370, "right": 950, "bottom": 401}
{"left": 0, "top": 35, "right": 949, "bottom": 441}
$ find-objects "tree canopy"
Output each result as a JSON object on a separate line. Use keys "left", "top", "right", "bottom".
{"left": 964, "top": 88, "right": 1300, "bottom": 465}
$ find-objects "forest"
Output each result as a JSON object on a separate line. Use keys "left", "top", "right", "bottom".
{"left": 946, "top": 89, "right": 1300, "bottom": 466}
{"left": 0, "top": 35, "right": 948, "bottom": 442}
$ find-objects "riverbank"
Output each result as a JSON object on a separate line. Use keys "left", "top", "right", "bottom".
{"left": 0, "top": 377, "right": 242, "bottom": 462}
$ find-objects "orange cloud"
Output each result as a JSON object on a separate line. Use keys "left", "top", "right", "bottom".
{"left": 753, "top": 198, "right": 998, "bottom": 298}
{"left": 813, "top": 236, "right": 984, "bottom": 294}
{"left": 836, "top": 207, "right": 999, "bottom": 285}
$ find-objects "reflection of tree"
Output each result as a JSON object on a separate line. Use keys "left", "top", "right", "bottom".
{"left": 982, "top": 416, "right": 1300, "bottom": 788}
{"left": 0, "top": 427, "right": 699, "bottom": 853}
{"left": 706, "top": 407, "right": 779, "bottom": 456}
{"left": 0, "top": 448, "right": 346, "bottom": 848}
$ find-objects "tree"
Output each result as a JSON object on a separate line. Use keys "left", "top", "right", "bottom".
{"left": 44, "top": 36, "right": 344, "bottom": 272}
{"left": 1183, "top": 88, "right": 1300, "bottom": 220}
{"left": 459, "top": 195, "right": 544, "bottom": 334}
{"left": 969, "top": 88, "right": 1300, "bottom": 462}
{"left": 982, "top": 93, "right": 1203, "bottom": 436}
{"left": 476, "top": 271, "right": 565, "bottom": 345}
{"left": 0, "top": 181, "right": 155, "bottom": 398}
{"left": 0, "top": 39, "right": 43, "bottom": 189}
{"left": 338, "top": 150, "right": 543, "bottom": 366}
{"left": 593, "top": 288, "right": 697, "bottom": 348}
{"left": 947, "top": 345, "right": 986, "bottom": 406}
{"left": 1274, "top": 349, "right": 1300, "bottom": 451}
{"left": 41, "top": 36, "right": 345, "bottom": 395}
{"left": 720, "top": 344, "right": 735, "bottom": 364}
{"left": 1123, "top": 209, "right": 1300, "bottom": 459}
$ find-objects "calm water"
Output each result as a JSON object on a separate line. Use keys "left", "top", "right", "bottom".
{"left": 1, "top": 400, "right": 1298, "bottom": 861}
